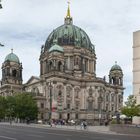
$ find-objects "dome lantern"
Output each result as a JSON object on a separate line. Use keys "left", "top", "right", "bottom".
{"left": 109, "top": 61, "right": 123, "bottom": 86}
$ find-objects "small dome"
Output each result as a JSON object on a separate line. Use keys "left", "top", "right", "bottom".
{"left": 49, "top": 44, "right": 64, "bottom": 53}
{"left": 5, "top": 51, "right": 20, "bottom": 63}
{"left": 110, "top": 62, "right": 122, "bottom": 71}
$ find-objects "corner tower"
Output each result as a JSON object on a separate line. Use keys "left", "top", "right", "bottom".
{"left": 109, "top": 62, "right": 123, "bottom": 86}
{"left": 0, "top": 49, "right": 23, "bottom": 96}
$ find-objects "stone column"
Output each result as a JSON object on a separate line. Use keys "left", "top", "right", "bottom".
{"left": 72, "top": 87, "right": 75, "bottom": 109}
{"left": 68, "top": 56, "right": 70, "bottom": 69}
{"left": 64, "top": 86, "right": 67, "bottom": 108}
{"left": 81, "top": 88, "right": 85, "bottom": 109}
{"left": 88, "top": 59, "right": 89, "bottom": 73}
{"left": 93, "top": 61, "right": 95, "bottom": 73}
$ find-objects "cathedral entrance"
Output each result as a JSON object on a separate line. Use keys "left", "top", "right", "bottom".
{"left": 67, "top": 113, "right": 70, "bottom": 120}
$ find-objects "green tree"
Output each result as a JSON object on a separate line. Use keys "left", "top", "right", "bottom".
{"left": 5, "top": 96, "right": 16, "bottom": 118}
{"left": 125, "top": 95, "right": 136, "bottom": 107}
{"left": 14, "top": 93, "right": 38, "bottom": 121}
{"left": 0, "top": 96, "right": 6, "bottom": 119}
{"left": 121, "top": 95, "right": 140, "bottom": 119}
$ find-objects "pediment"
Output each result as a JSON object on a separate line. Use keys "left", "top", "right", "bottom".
{"left": 26, "top": 76, "right": 40, "bottom": 85}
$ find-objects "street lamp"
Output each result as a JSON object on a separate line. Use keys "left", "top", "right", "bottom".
{"left": 0, "top": 0, "right": 4, "bottom": 48}
{"left": 98, "top": 95, "right": 103, "bottom": 125}
{"left": 115, "top": 111, "right": 120, "bottom": 124}
{"left": 0, "top": 0, "right": 2, "bottom": 9}
{"left": 0, "top": 43, "right": 4, "bottom": 47}
{"left": 49, "top": 82, "right": 53, "bottom": 122}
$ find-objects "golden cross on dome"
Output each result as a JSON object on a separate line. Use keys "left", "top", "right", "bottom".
{"left": 66, "top": 0, "right": 71, "bottom": 18}
{"left": 11, "top": 48, "right": 13, "bottom": 53}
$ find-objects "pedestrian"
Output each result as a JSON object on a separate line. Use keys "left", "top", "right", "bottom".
{"left": 104, "top": 119, "right": 108, "bottom": 126}
{"left": 83, "top": 121, "right": 87, "bottom": 129}
{"left": 80, "top": 122, "right": 83, "bottom": 129}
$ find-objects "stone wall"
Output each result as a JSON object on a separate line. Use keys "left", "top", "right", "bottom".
{"left": 110, "top": 124, "right": 140, "bottom": 135}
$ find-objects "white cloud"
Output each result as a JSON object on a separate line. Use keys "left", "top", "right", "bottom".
{"left": 0, "top": 0, "right": 139, "bottom": 100}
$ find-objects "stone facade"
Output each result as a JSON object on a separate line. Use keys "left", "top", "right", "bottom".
{"left": 0, "top": 6, "right": 124, "bottom": 125}
{"left": 133, "top": 31, "right": 140, "bottom": 124}
{"left": 0, "top": 51, "right": 23, "bottom": 97}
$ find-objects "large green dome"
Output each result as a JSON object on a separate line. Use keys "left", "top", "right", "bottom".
{"left": 44, "top": 17, "right": 95, "bottom": 52}
{"left": 5, "top": 52, "right": 20, "bottom": 63}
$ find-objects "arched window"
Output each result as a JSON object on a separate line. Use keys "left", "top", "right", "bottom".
{"left": 31, "top": 87, "right": 39, "bottom": 96}
{"left": 49, "top": 61, "right": 53, "bottom": 71}
{"left": 106, "top": 94, "right": 109, "bottom": 102}
{"left": 88, "top": 101, "right": 93, "bottom": 111}
{"left": 75, "top": 114, "right": 78, "bottom": 119}
{"left": 112, "top": 78, "right": 116, "bottom": 85}
{"left": 12, "top": 69, "right": 17, "bottom": 77}
{"left": 58, "top": 90, "right": 62, "bottom": 96}
{"left": 75, "top": 101, "right": 79, "bottom": 109}
{"left": 65, "top": 58, "right": 68, "bottom": 70}
{"left": 67, "top": 113, "right": 70, "bottom": 120}
{"left": 111, "top": 94, "right": 114, "bottom": 102}
{"left": 119, "top": 95, "right": 122, "bottom": 103}
{"left": 40, "top": 61, "right": 43, "bottom": 75}
{"left": 84, "top": 59, "right": 88, "bottom": 72}
{"left": 58, "top": 61, "right": 62, "bottom": 71}
{"left": 75, "top": 90, "right": 79, "bottom": 98}
{"left": 76, "top": 57, "right": 79, "bottom": 65}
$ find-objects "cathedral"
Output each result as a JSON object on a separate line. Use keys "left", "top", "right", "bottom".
{"left": 0, "top": 4, "right": 124, "bottom": 124}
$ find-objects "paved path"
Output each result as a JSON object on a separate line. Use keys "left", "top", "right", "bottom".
{"left": 0, "top": 123, "right": 140, "bottom": 140}
{"left": 0, "top": 122, "right": 114, "bottom": 134}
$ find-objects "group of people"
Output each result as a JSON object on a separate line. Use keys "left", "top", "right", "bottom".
{"left": 48, "top": 119, "right": 109, "bottom": 128}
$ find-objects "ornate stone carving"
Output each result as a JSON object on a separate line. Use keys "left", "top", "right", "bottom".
{"left": 74, "top": 87, "right": 80, "bottom": 98}
{"left": 66, "top": 86, "right": 72, "bottom": 98}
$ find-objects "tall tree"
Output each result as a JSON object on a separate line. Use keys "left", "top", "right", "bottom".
{"left": 14, "top": 93, "right": 38, "bottom": 121}
{"left": 125, "top": 95, "right": 136, "bottom": 107}
{"left": 121, "top": 95, "right": 140, "bottom": 119}
{"left": 0, "top": 96, "right": 6, "bottom": 119}
{"left": 5, "top": 96, "right": 16, "bottom": 118}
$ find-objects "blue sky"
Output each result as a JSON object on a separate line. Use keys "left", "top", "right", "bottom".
{"left": 1, "top": 0, "right": 140, "bottom": 101}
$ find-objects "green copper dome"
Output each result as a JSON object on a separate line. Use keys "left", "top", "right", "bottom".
{"left": 44, "top": 17, "right": 95, "bottom": 52}
{"left": 110, "top": 62, "right": 122, "bottom": 71}
{"left": 49, "top": 44, "right": 64, "bottom": 53}
{"left": 5, "top": 52, "right": 20, "bottom": 63}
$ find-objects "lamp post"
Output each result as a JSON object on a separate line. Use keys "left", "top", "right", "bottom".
{"left": 0, "top": 0, "right": 2, "bottom": 9}
{"left": 98, "top": 95, "right": 103, "bottom": 125}
{"left": 116, "top": 111, "right": 120, "bottom": 124}
{"left": 0, "top": 43, "right": 4, "bottom": 47}
{"left": 0, "top": 0, "right": 4, "bottom": 47}
{"left": 49, "top": 82, "right": 53, "bottom": 122}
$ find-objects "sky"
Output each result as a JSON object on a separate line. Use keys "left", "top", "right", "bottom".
{"left": 0, "top": 0, "right": 140, "bottom": 101}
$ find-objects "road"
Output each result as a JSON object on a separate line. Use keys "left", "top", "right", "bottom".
{"left": 0, "top": 124, "right": 140, "bottom": 140}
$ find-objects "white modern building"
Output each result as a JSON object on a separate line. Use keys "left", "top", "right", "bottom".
{"left": 133, "top": 31, "right": 140, "bottom": 124}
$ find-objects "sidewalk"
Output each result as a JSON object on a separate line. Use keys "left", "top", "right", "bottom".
{"left": 0, "top": 122, "right": 116, "bottom": 134}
